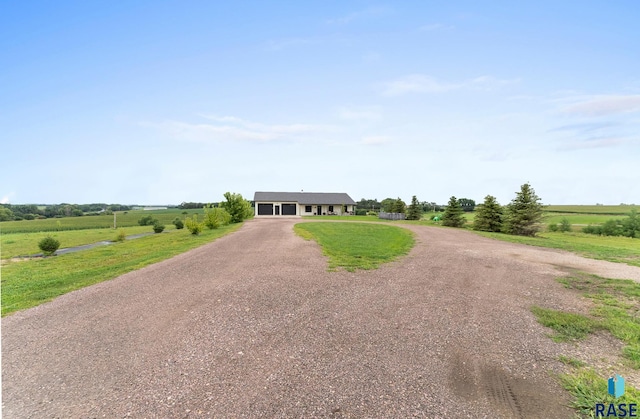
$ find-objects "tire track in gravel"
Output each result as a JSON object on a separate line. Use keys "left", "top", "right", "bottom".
{"left": 5, "top": 219, "right": 636, "bottom": 417}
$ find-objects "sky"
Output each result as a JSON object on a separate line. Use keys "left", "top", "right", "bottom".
{"left": 2, "top": 1, "right": 639, "bottom": 206}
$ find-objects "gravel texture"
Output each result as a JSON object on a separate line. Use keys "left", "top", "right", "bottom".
{"left": 3, "top": 219, "right": 639, "bottom": 418}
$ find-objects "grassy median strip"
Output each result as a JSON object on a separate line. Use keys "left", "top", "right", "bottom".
{"left": 1, "top": 223, "right": 242, "bottom": 316}
{"left": 294, "top": 222, "right": 414, "bottom": 271}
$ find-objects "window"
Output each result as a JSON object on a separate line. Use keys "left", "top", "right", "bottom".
{"left": 305, "top": 205, "right": 312, "bottom": 212}
{"left": 328, "top": 205, "right": 334, "bottom": 212}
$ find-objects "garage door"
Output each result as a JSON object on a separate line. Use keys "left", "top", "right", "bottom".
{"left": 257, "top": 203, "right": 273, "bottom": 215}
{"left": 281, "top": 204, "right": 296, "bottom": 215}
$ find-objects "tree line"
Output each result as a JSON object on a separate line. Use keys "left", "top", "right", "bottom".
{"left": 0, "top": 203, "right": 132, "bottom": 221}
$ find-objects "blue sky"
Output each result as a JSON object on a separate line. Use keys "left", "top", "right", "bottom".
{"left": 2, "top": 1, "right": 639, "bottom": 205}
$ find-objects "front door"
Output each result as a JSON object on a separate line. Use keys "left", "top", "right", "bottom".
{"left": 317, "top": 205, "right": 322, "bottom": 215}
{"left": 275, "top": 205, "right": 280, "bottom": 215}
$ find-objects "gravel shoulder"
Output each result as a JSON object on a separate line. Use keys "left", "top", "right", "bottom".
{"left": 3, "top": 219, "right": 639, "bottom": 417}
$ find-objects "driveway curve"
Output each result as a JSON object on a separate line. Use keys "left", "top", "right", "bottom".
{"left": 4, "top": 219, "right": 639, "bottom": 417}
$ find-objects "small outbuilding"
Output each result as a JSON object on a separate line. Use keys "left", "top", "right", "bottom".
{"left": 253, "top": 192, "right": 356, "bottom": 217}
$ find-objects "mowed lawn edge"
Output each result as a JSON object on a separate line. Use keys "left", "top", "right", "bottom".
{"left": 1, "top": 223, "right": 242, "bottom": 316}
{"left": 294, "top": 222, "right": 415, "bottom": 271}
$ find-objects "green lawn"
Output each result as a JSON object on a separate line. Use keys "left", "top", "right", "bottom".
{"left": 474, "top": 231, "right": 640, "bottom": 267}
{"left": 1, "top": 225, "right": 173, "bottom": 259}
{"left": 294, "top": 222, "right": 414, "bottom": 271}
{"left": 1, "top": 223, "right": 242, "bottom": 316}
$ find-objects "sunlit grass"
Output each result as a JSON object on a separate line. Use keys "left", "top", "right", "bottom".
{"left": 294, "top": 222, "right": 414, "bottom": 271}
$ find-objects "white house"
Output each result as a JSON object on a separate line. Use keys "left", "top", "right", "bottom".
{"left": 253, "top": 192, "right": 356, "bottom": 217}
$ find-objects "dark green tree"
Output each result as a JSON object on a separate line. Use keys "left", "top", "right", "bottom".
{"left": 220, "top": 192, "right": 253, "bottom": 223}
{"left": 391, "top": 197, "right": 406, "bottom": 214}
{"left": 503, "top": 182, "right": 543, "bottom": 236}
{"left": 380, "top": 198, "right": 396, "bottom": 212}
{"left": 622, "top": 208, "right": 639, "bottom": 238}
{"left": 458, "top": 198, "right": 476, "bottom": 212}
{"left": 406, "top": 195, "right": 422, "bottom": 220}
{"left": 442, "top": 196, "right": 465, "bottom": 227}
{"left": 473, "top": 195, "right": 503, "bottom": 232}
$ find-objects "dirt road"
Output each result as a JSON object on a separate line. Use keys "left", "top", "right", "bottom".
{"left": 4, "top": 219, "right": 639, "bottom": 417}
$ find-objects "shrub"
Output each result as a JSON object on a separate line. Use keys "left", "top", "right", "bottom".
{"left": 152, "top": 222, "right": 165, "bottom": 233}
{"left": 114, "top": 230, "right": 126, "bottom": 242}
{"left": 138, "top": 215, "right": 156, "bottom": 226}
{"left": 582, "top": 225, "right": 602, "bottom": 235}
{"left": 38, "top": 236, "right": 60, "bottom": 256}
{"left": 355, "top": 209, "right": 367, "bottom": 216}
{"left": 559, "top": 218, "right": 572, "bottom": 232}
{"left": 203, "top": 205, "right": 231, "bottom": 229}
{"left": 548, "top": 223, "right": 559, "bottom": 232}
{"left": 220, "top": 192, "right": 253, "bottom": 223}
{"left": 185, "top": 215, "right": 203, "bottom": 235}
{"left": 172, "top": 217, "right": 184, "bottom": 229}
{"left": 601, "top": 219, "right": 623, "bottom": 236}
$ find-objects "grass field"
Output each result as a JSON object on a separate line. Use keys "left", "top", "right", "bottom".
{"left": 546, "top": 205, "right": 637, "bottom": 215}
{"left": 294, "top": 222, "right": 415, "bottom": 271}
{"left": 474, "top": 231, "right": 640, "bottom": 267}
{"left": 0, "top": 209, "right": 204, "bottom": 234}
{"left": 1, "top": 223, "right": 242, "bottom": 316}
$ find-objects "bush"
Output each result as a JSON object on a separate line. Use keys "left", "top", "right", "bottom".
{"left": 203, "top": 205, "right": 231, "bottom": 229}
{"left": 38, "top": 236, "right": 60, "bottom": 256}
{"left": 547, "top": 223, "right": 559, "bottom": 232}
{"left": 582, "top": 225, "right": 602, "bottom": 235}
{"left": 152, "top": 222, "right": 165, "bottom": 233}
{"left": 559, "top": 218, "right": 572, "bottom": 232}
{"left": 220, "top": 192, "right": 253, "bottom": 223}
{"left": 138, "top": 215, "right": 157, "bottom": 226}
{"left": 172, "top": 217, "right": 184, "bottom": 229}
{"left": 114, "top": 230, "right": 126, "bottom": 242}
{"left": 185, "top": 215, "right": 203, "bottom": 235}
{"left": 355, "top": 209, "right": 367, "bottom": 216}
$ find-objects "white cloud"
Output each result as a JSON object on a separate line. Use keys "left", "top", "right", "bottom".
{"left": 561, "top": 95, "right": 640, "bottom": 116}
{"left": 146, "top": 115, "right": 331, "bottom": 143}
{"left": 557, "top": 137, "right": 628, "bottom": 151}
{"left": 1, "top": 194, "right": 12, "bottom": 204}
{"left": 360, "top": 136, "right": 391, "bottom": 145}
{"left": 381, "top": 74, "right": 519, "bottom": 96}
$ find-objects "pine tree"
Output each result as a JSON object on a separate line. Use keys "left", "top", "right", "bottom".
{"left": 473, "top": 195, "right": 503, "bottom": 232}
{"left": 391, "top": 197, "right": 406, "bottom": 213}
{"left": 504, "top": 183, "right": 543, "bottom": 236}
{"left": 442, "top": 196, "right": 465, "bottom": 227}
{"left": 406, "top": 195, "right": 422, "bottom": 220}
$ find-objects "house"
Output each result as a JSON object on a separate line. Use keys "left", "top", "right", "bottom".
{"left": 253, "top": 192, "right": 356, "bottom": 217}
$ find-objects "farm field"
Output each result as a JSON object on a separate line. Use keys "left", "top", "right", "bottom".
{"left": 0, "top": 208, "right": 205, "bottom": 234}
{"left": 546, "top": 204, "right": 636, "bottom": 215}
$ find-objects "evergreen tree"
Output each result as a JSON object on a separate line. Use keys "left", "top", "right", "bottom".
{"left": 504, "top": 183, "right": 543, "bottom": 236}
{"left": 473, "top": 195, "right": 503, "bottom": 232}
{"left": 442, "top": 196, "right": 465, "bottom": 227}
{"left": 391, "top": 197, "right": 406, "bottom": 213}
{"left": 406, "top": 195, "right": 422, "bottom": 220}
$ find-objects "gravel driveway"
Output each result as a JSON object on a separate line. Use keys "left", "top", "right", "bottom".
{"left": 3, "top": 219, "right": 639, "bottom": 418}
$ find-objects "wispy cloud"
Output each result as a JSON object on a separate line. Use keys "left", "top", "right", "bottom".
{"left": 381, "top": 74, "right": 519, "bottom": 96}
{"left": 557, "top": 137, "right": 628, "bottom": 151}
{"left": 360, "top": 136, "right": 391, "bottom": 145}
{"left": 1, "top": 193, "right": 13, "bottom": 204}
{"left": 548, "top": 122, "right": 617, "bottom": 133}
{"left": 145, "top": 115, "right": 331, "bottom": 143}
{"left": 326, "top": 7, "right": 390, "bottom": 25}
{"left": 560, "top": 95, "right": 640, "bottom": 116}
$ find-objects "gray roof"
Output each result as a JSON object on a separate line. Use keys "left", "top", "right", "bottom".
{"left": 254, "top": 192, "right": 356, "bottom": 205}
